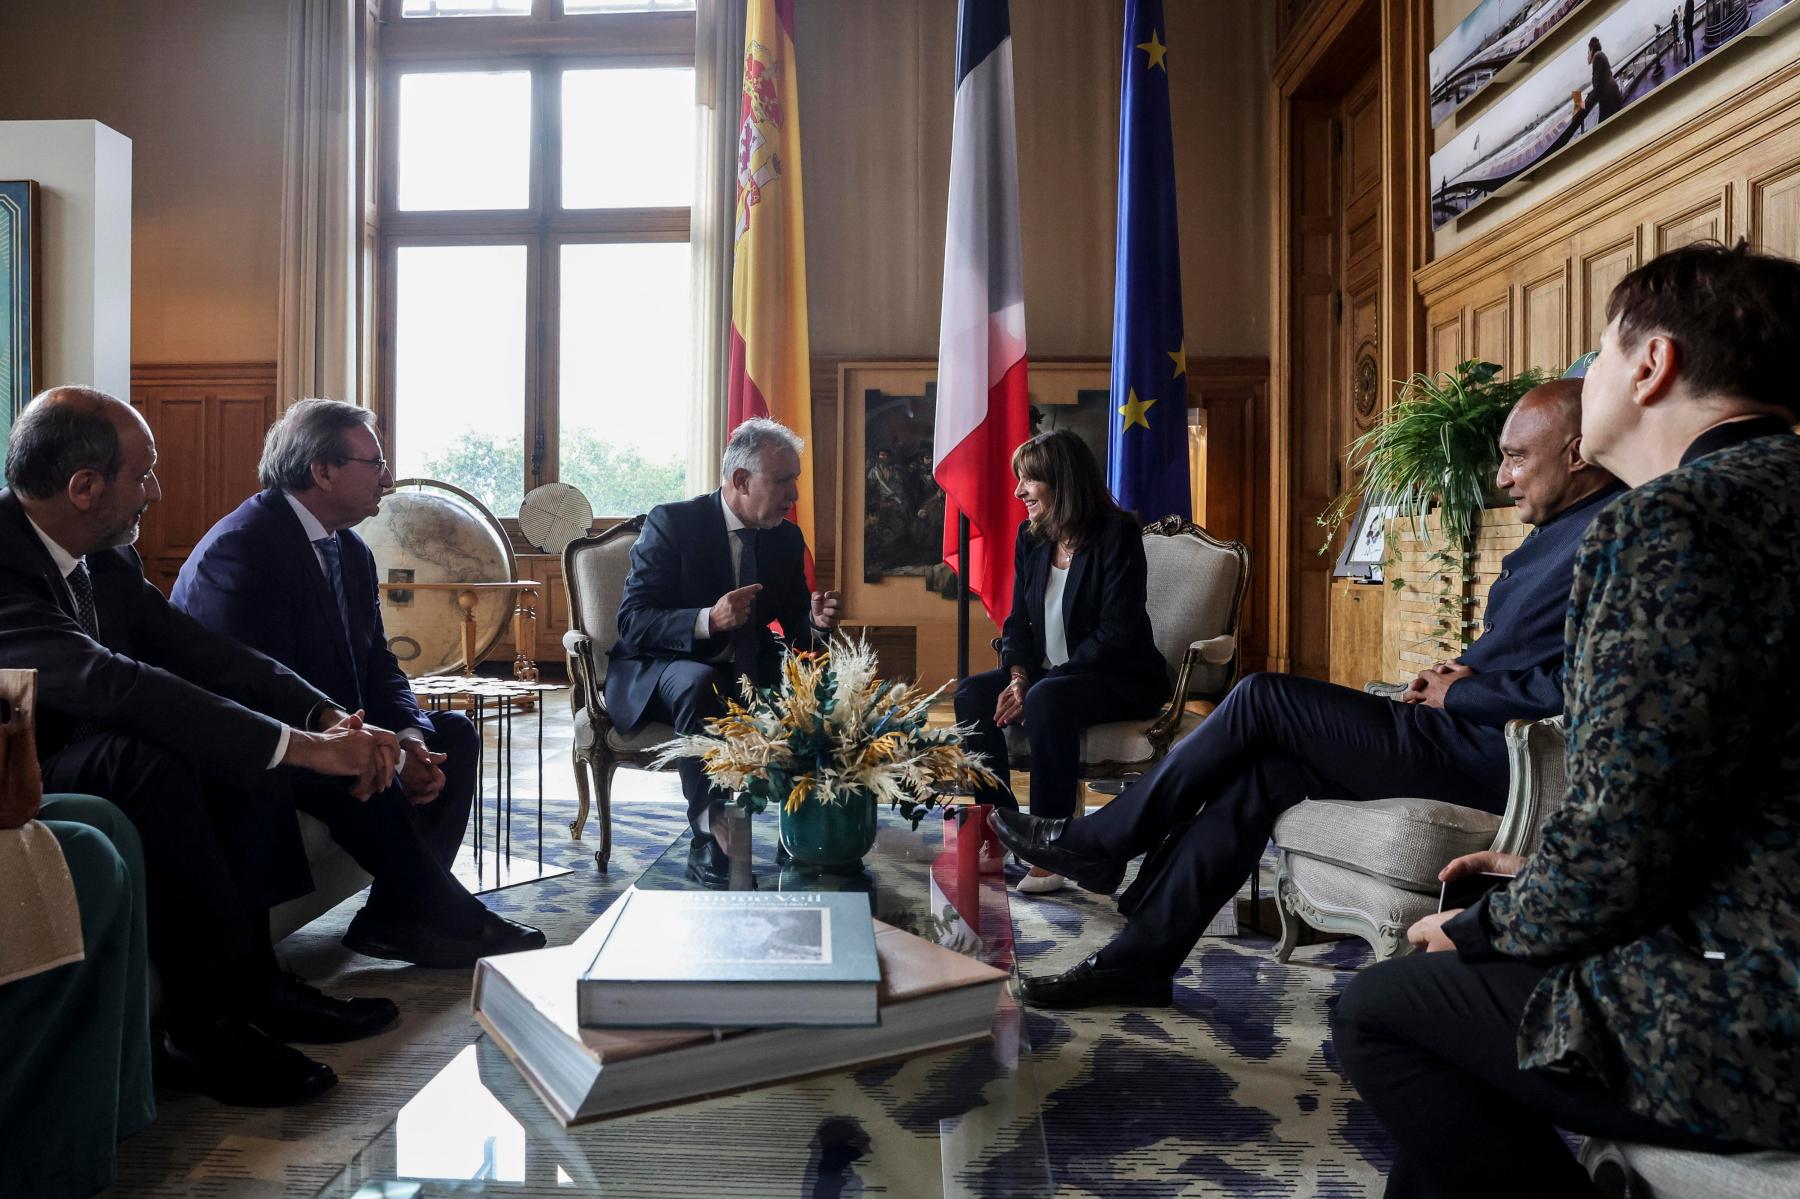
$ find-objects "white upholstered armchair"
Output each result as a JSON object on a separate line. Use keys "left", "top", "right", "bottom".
{"left": 561, "top": 516, "right": 676, "bottom": 869}
{"left": 1004, "top": 517, "right": 1251, "bottom": 779}
{"left": 1271, "top": 713, "right": 1566, "bottom": 962}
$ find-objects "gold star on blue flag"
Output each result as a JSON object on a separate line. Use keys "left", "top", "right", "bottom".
{"left": 1107, "top": 0, "right": 1189, "bottom": 522}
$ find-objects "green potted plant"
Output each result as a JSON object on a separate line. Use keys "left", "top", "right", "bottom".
{"left": 1319, "top": 359, "right": 1549, "bottom": 653}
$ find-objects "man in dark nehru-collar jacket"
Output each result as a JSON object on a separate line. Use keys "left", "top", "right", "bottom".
{"left": 994, "top": 378, "right": 1623, "bottom": 1008}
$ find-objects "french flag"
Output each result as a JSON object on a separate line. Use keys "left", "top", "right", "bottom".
{"left": 933, "top": 0, "right": 1030, "bottom": 628}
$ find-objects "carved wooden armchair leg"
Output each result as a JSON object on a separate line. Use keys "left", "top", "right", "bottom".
{"left": 570, "top": 745, "right": 592, "bottom": 840}
{"left": 594, "top": 757, "right": 619, "bottom": 870}
{"left": 1274, "top": 859, "right": 1303, "bottom": 963}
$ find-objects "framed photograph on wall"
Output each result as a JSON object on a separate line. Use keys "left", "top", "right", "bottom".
{"left": 1334, "top": 492, "right": 1396, "bottom": 581}
{"left": 1429, "top": 0, "right": 1798, "bottom": 228}
{"left": 0, "top": 180, "right": 43, "bottom": 443}
{"left": 1429, "top": 0, "right": 1591, "bottom": 127}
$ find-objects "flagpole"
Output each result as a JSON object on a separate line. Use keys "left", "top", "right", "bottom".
{"left": 956, "top": 512, "right": 971, "bottom": 679}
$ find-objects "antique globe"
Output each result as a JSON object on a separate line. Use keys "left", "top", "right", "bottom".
{"left": 358, "top": 479, "right": 518, "bottom": 677}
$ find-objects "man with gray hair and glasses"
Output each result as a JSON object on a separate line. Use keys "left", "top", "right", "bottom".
{"left": 174, "top": 399, "right": 544, "bottom": 971}
{"left": 606, "top": 418, "right": 844, "bottom": 834}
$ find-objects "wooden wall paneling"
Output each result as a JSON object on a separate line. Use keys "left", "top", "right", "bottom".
{"left": 1270, "top": 0, "right": 1423, "bottom": 678}
{"left": 215, "top": 394, "right": 272, "bottom": 518}
{"left": 130, "top": 363, "right": 278, "bottom": 594}
{"left": 1191, "top": 359, "right": 1272, "bottom": 674}
{"left": 1579, "top": 232, "right": 1641, "bottom": 357}
{"left": 1654, "top": 187, "right": 1731, "bottom": 255}
{"left": 1429, "top": 309, "right": 1464, "bottom": 376}
{"left": 1289, "top": 99, "right": 1342, "bottom": 682}
{"left": 147, "top": 397, "right": 208, "bottom": 555}
{"left": 1518, "top": 261, "right": 1571, "bottom": 375}
{"left": 1751, "top": 156, "right": 1800, "bottom": 258}
{"left": 1471, "top": 294, "right": 1510, "bottom": 374}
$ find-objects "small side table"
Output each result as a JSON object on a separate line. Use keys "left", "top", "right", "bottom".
{"left": 411, "top": 674, "right": 570, "bottom": 895}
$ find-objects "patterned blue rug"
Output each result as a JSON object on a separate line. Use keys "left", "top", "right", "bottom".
{"left": 113, "top": 765, "right": 1396, "bottom": 1197}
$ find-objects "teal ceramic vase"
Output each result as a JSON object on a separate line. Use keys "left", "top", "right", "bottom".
{"left": 777, "top": 788, "right": 879, "bottom": 868}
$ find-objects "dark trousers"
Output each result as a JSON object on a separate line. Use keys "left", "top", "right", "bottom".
{"left": 641, "top": 659, "right": 736, "bottom": 825}
{"left": 0, "top": 795, "right": 156, "bottom": 1199}
{"left": 410, "top": 710, "right": 478, "bottom": 871}
{"left": 1060, "top": 673, "right": 1507, "bottom": 972}
{"left": 40, "top": 733, "right": 271, "bottom": 1012}
{"left": 954, "top": 667, "right": 1165, "bottom": 820}
{"left": 1334, "top": 951, "right": 1744, "bottom": 1198}
{"left": 290, "top": 732, "right": 487, "bottom": 937}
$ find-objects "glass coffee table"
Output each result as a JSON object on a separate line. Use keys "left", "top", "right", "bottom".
{"left": 315, "top": 804, "right": 1051, "bottom": 1198}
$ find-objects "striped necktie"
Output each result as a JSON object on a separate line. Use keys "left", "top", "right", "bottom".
{"left": 65, "top": 562, "right": 102, "bottom": 744}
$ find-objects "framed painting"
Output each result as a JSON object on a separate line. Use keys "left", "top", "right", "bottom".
{"left": 1, "top": 181, "right": 42, "bottom": 444}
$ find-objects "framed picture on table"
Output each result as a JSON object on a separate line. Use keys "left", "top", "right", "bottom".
{"left": 1334, "top": 492, "right": 1396, "bottom": 582}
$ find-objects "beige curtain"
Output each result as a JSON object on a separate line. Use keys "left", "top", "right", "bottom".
{"left": 276, "top": 0, "right": 356, "bottom": 410}
{"left": 688, "top": 0, "right": 747, "bottom": 492}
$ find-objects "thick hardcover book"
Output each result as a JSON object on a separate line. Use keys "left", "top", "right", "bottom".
{"left": 471, "top": 899, "right": 1007, "bottom": 1126}
{"left": 577, "top": 888, "right": 882, "bottom": 1028}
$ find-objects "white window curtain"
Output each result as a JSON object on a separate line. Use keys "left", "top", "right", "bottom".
{"left": 276, "top": 0, "right": 357, "bottom": 411}
{"left": 688, "top": 0, "right": 746, "bottom": 494}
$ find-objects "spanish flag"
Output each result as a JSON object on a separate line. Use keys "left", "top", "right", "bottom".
{"left": 727, "top": 0, "right": 814, "bottom": 553}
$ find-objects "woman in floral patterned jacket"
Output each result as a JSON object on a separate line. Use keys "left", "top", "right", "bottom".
{"left": 1335, "top": 241, "right": 1800, "bottom": 1196}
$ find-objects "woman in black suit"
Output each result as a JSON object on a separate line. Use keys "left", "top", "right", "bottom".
{"left": 954, "top": 430, "right": 1171, "bottom": 893}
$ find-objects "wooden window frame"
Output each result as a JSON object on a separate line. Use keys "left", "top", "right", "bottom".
{"left": 374, "top": 0, "right": 696, "bottom": 524}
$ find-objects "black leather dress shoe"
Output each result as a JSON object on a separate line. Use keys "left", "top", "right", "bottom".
{"left": 986, "top": 809, "right": 1126, "bottom": 895}
{"left": 343, "top": 908, "right": 484, "bottom": 969}
{"left": 1018, "top": 951, "right": 1174, "bottom": 1010}
{"left": 250, "top": 971, "right": 399, "bottom": 1044}
{"left": 477, "top": 911, "right": 546, "bottom": 956}
{"left": 156, "top": 1017, "right": 338, "bottom": 1107}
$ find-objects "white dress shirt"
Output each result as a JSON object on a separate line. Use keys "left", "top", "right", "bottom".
{"left": 1041, "top": 562, "right": 1071, "bottom": 668}
{"left": 692, "top": 491, "right": 751, "bottom": 641}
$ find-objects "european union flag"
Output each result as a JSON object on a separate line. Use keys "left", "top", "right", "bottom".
{"left": 1107, "top": 0, "right": 1189, "bottom": 522}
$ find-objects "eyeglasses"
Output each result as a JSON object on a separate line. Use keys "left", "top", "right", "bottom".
{"left": 339, "top": 455, "right": 389, "bottom": 472}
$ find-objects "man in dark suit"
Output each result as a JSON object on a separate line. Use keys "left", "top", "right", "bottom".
{"left": 172, "top": 399, "right": 543, "bottom": 969}
{"left": 607, "top": 418, "right": 843, "bottom": 828}
{"left": 0, "top": 386, "right": 408, "bottom": 1107}
{"left": 992, "top": 380, "right": 1624, "bottom": 1008}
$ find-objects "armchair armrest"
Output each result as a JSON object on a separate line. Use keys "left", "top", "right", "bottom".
{"left": 1364, "top": 681, "right": 1409, "bottom": 702}
{"left": 1189, "top": 634, "right": 1236, "bottom": 665}
{"left": 1488, "top": 715, "right": 1567, "bottom": 859}
{"left": 562, "top": 628, "right": 591, "bottom": 655}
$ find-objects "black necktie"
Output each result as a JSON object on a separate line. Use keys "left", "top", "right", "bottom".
{"left": 66, "top": 562, "right": 102, "bottom": 744}
{"left": 66, "top": 561, "right": 99, "bottom": 638}
{"left": 733, "top": 528, "right": 760, "bottom": 684}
